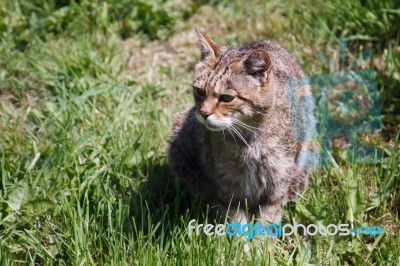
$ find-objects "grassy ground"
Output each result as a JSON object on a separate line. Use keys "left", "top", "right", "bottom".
{"left": 0, "top": 0, "right": 399, "bottom": 265}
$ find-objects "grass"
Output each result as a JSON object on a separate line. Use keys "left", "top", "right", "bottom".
{"left": 0, "top": 0, "right": 399, "bottom": 265}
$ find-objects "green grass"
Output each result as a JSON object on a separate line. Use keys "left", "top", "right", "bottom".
{"left": 0, "top": 0, "right": 399, "bottom": 265}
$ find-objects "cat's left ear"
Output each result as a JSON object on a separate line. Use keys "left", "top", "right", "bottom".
{"left": 195, "top": 28, "right": 221, "bottom": 62}
{"left": 243, "top": 49, "right": 272, "bottom": 82}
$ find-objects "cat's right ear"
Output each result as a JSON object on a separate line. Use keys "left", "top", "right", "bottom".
{"left": 243, "top": 49, "right": 272, "bottom": 83}
{"left": 195, "top": 29, "right": 221, "bottom": 62}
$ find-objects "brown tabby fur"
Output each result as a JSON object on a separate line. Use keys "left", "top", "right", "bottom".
{"left": 167, "top": 30, "right": 315, "bottom": 227}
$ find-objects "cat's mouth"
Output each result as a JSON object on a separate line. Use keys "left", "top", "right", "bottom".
{"left": 195, "top": 112, "right": 230, "bottom": 131}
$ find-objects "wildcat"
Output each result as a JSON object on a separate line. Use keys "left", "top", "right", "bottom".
{"left": 167, "top": 29, "right": 315, "bottom": 229}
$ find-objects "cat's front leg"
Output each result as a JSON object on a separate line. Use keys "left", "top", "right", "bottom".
{"left": 208, "top": 202, "right": 249, "bottom": 225}
{"left": 223, "top": 205, "right": 252, "bottom": 253}
{"left": 258, "top": 204, "right": 282, "bottom": 225}
{"left": 252, "top": 204, "right": 282, "bottom": 253}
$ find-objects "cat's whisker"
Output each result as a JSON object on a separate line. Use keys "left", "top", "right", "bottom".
{"left": 240, "top": 122, "right": 260, "bottom": 132}
{"left": 233, "top": 130, "right": 250, "bottom": 148}
{"left": 229, "top": 125, "right": 250, "bottom": 147}
{"left": 236, "top": 131, "right": 250, "bottom": 148}
{"left": 232, "top": 123, "right": 249, "bottom": 138}
{"left": 232, "top": 118, "right": 260, "bottom": 130}
{"left": 232, "top": 121, "right": 257, "bottom": 134}
{"left": 232, "top": 124, "right": 248, "bottom": 140}
{"left": 220, "top": 126, "right": 226, "bottom": 140}
{"left": 227, "top": 127, "right": 238, "bottom": 147}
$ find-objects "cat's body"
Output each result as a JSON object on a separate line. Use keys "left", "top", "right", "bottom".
{"left": 167, "top": 30, "right": 315, "bottom": 225}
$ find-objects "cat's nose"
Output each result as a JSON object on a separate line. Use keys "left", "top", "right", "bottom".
{"left": 200, "top": 110, "right": 212, "bottom": 119}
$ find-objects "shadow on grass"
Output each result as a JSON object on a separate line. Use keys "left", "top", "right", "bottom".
{"left": 127, "top": 163, "right": 208, "bottom": 240}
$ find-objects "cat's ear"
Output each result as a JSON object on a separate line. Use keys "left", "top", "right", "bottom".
{"left": 195, "top": 29, "right": 221, "bottom": 61}
{"left": 243, "top": 49, "right": 272, "bottom": 81}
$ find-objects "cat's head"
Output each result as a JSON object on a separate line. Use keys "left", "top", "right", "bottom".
{"left": 193, "top": 29, "right": 275, "bottom": 132}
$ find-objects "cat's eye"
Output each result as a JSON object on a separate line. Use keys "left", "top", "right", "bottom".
{"left": 194, "top": 86, "right": 205, "bottom": 97}
{"left": 219, "top": 94, "right": 235, "bottom": 102}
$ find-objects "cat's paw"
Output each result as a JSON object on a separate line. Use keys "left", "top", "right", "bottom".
{"left": 244, "top": 242, "right": 251, "bottom": 253}
{"left": 252, "top": 236, "right": 276, "bottom": 256}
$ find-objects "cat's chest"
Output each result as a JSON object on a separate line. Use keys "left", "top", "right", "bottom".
{"left": 212, "top": 145, "right": 268, "bottom": 201}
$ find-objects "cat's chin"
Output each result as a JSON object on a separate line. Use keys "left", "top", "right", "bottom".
{"left": 204, "top": 124, "right": 224, "bottom": 131}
